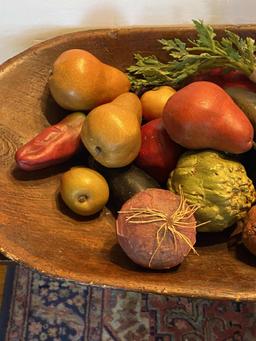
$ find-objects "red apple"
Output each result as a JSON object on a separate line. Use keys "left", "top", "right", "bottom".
{"left": 135, "top": 118, "right": 183, "bottom": 184}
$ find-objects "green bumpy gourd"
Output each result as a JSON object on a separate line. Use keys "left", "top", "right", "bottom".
{"left": 167, "top": 150, "right": 256, "bottom": 232}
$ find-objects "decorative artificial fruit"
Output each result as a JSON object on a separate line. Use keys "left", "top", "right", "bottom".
{"left": 116, "top": 188, "right": 198, "bottom": 269}
{"left": 168, "top": 150, "right": 256, "bottom": 232}
{"left": 140, "top": 86, "right": 176, "bottom": 121}
{"left": 225, "top": 87, "right": 256, "bottom": 132}
{"left": 135, "top": 118, "right": 182, "bottom": 184}
{"left": 88, "top": 157, "right": 160, "bottom": 212}
{"left": 194, "top": 69, "right": 256, "bottom": 92}
{"left": 111, "top": 92, "right": 142, "bottom": 123}
{"left": 15, "top": 112, "right": 86, "bottom": 171}
{"left": 60, "top": 167, "right": 109, "bottom": 216}
{"left": 240, "top": 206, "right": 256, "bottom": 256}
{"left": 49, "top": 49, "right": 130, "bottom": 111}
{"left": 81, "top": 93, "right": 141, "bottom": 168}
{"left": 163, "top": 81, "right": 254, "bottom": 154}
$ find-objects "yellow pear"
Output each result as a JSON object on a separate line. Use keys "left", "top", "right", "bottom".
{"left": 49, "top": 49, "right": 130, "bottom": 111}
{"left": 111, "top": 92, "right": 142, "bottom": 123}
{"left": 81, "top": 94, "right": 141, "bottom": 168}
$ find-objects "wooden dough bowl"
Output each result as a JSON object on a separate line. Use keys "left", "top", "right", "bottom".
{"left": 1, "top": 25, "right": 256, "bottom": 301}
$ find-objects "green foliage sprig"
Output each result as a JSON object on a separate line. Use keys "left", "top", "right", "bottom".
{"left": 127, "top": 20, "right": 256, "bottom": 92}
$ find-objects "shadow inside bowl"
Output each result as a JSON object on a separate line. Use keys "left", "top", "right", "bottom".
{"left": 40, "top": 84, "right": 70, "bottom": 125}
{"left": 41, "top": 84, "right": 90, "bottom": 125}
{"left": 11, "top": 148, "right": 90, "bottom": 181}
{"left": 108, "top": 243, "right": 180, "bottom": 274}
{"left": 195, "top": 225, "right": 236, "bottom": 247}
{"left": 235, "top": 243, "right": 256, "bottom": 267}
{"left": 11, "top": 163, "right": 70, "bottom": 181}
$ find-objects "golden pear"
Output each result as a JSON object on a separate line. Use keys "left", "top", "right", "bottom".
{"left": 81, "top": 97, "right": 141, "bottom": 168}
{"left": 112, "top": 92, "right": 142, "bottom": 123}
{"left": 49, "top": 49, "right": 130, "bottom": 111}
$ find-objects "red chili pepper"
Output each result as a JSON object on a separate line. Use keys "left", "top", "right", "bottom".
{"left": 15, "top": 112, "right": 86, "bottom": 171}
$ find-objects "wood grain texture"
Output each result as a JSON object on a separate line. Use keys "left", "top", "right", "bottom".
{"left": 0, "top": 26, "right": 256, "bottom": 301}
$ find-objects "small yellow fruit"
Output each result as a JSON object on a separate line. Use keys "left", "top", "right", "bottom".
{"left": 140, "top": 86, "right": 176, "bottom": 121}
{"left": 60, "top": 167, "right": 109, "bottom": 216}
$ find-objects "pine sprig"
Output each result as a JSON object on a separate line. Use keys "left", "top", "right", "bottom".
{"left": 127, "top": 20, "right": 256, "bottom": 92}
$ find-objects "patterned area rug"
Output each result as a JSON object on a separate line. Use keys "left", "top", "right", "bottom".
{"left": 0, "top": 265, "right": 256, "bottom": 341}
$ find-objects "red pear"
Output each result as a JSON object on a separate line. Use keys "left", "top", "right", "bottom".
{"left": 163, "top": 81, "right": 254, "bottom": 154}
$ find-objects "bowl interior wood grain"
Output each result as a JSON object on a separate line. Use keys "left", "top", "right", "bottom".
{"left": 1, "top": 25, "right": 256, "bottom": 300}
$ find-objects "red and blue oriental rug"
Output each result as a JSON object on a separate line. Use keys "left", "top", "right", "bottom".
{"left": 0, "top": 264, "right": 256, "bottom": 340}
